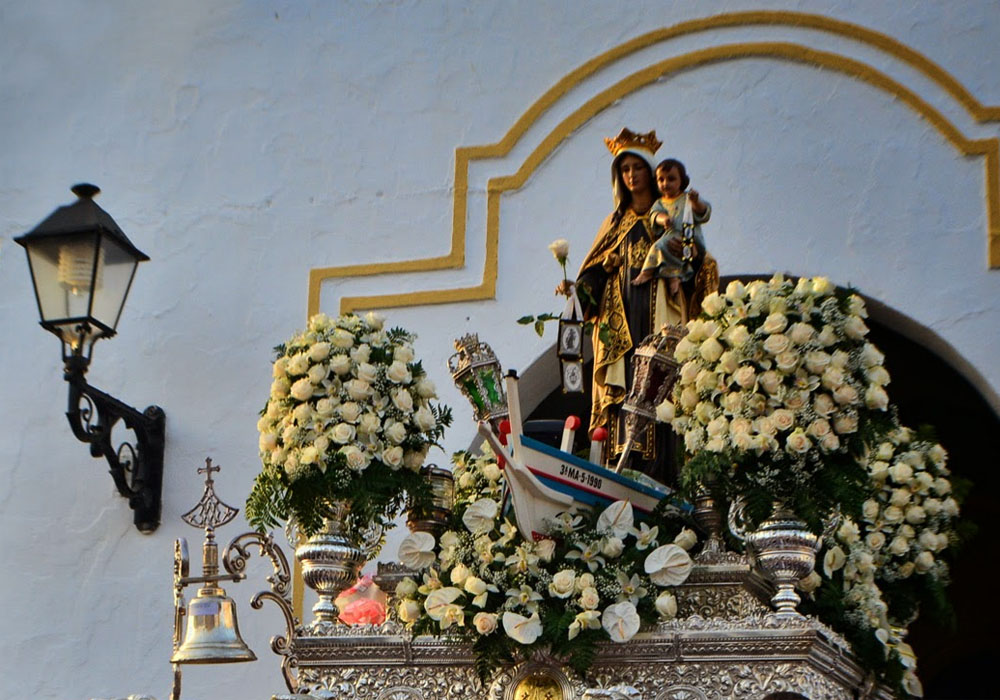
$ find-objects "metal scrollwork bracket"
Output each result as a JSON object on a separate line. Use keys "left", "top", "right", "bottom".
{"left": 64, "top": 352, "right": 165, "bottom": 532}
{"left": 223, "top": 531, "right": 301, "bottom": 691}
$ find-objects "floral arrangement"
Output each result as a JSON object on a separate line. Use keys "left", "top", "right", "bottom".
{"left": 393, "top": 450, "right": 697, "bottom": 681}
{"left": 661, "top": 274, "right": 895, "bottom": 530}
{"left": 804, "top": 426, "right": 965, "bottom": 697}
{"left": 246, "top": 312, "right": 452, "bottom": 540}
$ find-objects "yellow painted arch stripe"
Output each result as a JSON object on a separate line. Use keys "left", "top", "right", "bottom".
{"left": 331, "top": 41, "right": 999, "bottom": 314}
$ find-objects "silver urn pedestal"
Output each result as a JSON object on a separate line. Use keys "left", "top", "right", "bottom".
{"left": 745, "top": 504, "right": 820, "bottom": 618}
{"left": 295, "top": 502, "right": 366, "bottom": 634}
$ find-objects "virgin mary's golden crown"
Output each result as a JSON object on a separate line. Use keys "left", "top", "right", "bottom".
{"left": 604, "top": 128, "right": 662, "bottom": 157}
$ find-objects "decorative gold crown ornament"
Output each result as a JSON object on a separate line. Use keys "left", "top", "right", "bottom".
{"left": 604, "top": 128, "right": 662, "bottom": 158}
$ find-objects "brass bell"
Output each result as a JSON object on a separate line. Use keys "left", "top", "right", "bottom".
{"left": 171, "top": 584, "right": 256, "bottom": 664}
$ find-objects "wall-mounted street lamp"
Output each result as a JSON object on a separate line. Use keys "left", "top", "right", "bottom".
{"left": 15, "top": 184, "right": 165, "bottom": 532}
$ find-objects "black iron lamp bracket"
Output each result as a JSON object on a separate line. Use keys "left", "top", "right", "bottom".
{"left": 63, "top": 354, "right": 165, "bottom": 532}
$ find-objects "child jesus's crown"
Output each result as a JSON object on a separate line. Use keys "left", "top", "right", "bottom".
{"left": 604, "top": 128, "right": 662, "bottom": 158}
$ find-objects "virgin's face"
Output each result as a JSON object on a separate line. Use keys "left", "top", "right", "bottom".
{"left": 617, "top": 154, "right": 651, "bottom": 195}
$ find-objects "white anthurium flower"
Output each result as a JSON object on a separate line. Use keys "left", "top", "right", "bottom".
{"left": 423, "top": 587, "right": 464, "bottom": 621}
{"left": 602, "top": 601, "right": 641, "bottom": 643}
{"left": 644, "top": 544, "right": 693, "bottom": 586}
{"left": 597, "top": 500, "right": 634, "bottom": 538}
{"left": 502, "top": 611, "right": 542, "bottom": 645}
{"left": 462, "top": 497, "right": 499, "bottom": 535}
{"left": 398, "top": 532, "right": 437, "bottom": 570}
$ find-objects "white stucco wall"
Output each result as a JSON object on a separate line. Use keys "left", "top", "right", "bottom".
{"left": 1, "top": 2, "right": 997, "bottom": 698}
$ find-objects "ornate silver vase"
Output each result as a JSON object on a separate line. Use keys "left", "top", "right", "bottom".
{"left": 295, "top": 501, "right": 366, "bottom": 634}
{"left": 745, "top": 504, "right": 820, "bottom": 618}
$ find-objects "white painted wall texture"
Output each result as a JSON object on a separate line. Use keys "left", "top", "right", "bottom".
{"left": 1, "top": 2, "right": 998, "bottom": 698}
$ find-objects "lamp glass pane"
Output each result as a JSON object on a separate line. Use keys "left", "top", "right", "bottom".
{"left": 90, "top": 234, "right": 140, "bottom": 333}
{"left": 25, "top": 232, "right": 100, "bottom": 325}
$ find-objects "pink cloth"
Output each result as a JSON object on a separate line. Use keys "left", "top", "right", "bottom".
{"left": 339, "top": 598, "right": 386, "bottom": 625}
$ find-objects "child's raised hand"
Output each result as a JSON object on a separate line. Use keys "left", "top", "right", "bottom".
{"left": 688, "top": 189, "right": 700, "bottom": 204}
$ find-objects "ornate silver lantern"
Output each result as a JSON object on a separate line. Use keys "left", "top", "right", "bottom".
{"left": 557, "top": 289, "right": 585, "bottom": 394}
{"left": 448, "top": 334, "right": 508, "bottom": 428}
{"left": 614, "top": 324, "right": 685, "bottom": 473}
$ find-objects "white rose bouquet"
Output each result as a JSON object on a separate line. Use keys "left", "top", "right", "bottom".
{"left": 394, "top": 450, "right": 695, "bottom": 681}
{"left": 662, "top": 275, "right": 895, "bottom": 529}
{"left": 807, "top": 426, "right": 965, "bottom": 698}
{"left": 246, "top": 312, "right": 452, "bottom": 540}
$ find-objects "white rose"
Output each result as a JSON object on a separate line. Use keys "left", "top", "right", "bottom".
{"left": 473, "top": 612, "right": 498, "bottom": 635}
{"left": 701, "top": 292, "right": 726, "bottom": 316}
{"left": 820, "top": 432, "right": 840, "bottom": 451}
{"left": 734, "top": 365, "right": 757, "bottom": 389}
{"left": 905, "top": 505, "right": 927, "bottom": 524}
{"left": 272, "top": 356, "right": 289, "bottom": 379}
{"left": 331, "top": 422, "right": 356, "bottom": 444}
{"left": 363, "top": 311, "right": 385, "bottom": 330}
{"left": 890, "top": 488, "right": 911, "bottom": 507}
{"left": 867, "top": 532, "right": 886, "bottom": 550}
{"left": 482, "top": 462, "right": 502, "bottom": 482}
{"left": 293, "top": 403, "right": 314, "bottom": 426}
{"left": 416, "top": 378, "right": 437, "bottom": 398}
{"left": 724, "top": 324, "right": 750, "bottom": 348}
{"left": 356, "top": 362, "right": 378, "bottom": 384}
{"left": 807, "top": 418, "right": 832, "bottom": 439}
{"left": 898, "top": 562, "right": 915, "bottom": 578}
{"left": 338, "top": 401, "right": 361, "bottom": 423}
{"left": 694, "top": 401, "right": 715, "bottom": 425}
{"left": 832, "top": 384, "right": 858, "bottom": 405}
{"left": 414, "top": 405, "right": 437, "bottom": 431}
{"left": 700, "top": 336, "right": 724, "bottom": 363}
{"left": 763, "top": 333, "right": 791, "bottom": 355}
{"left": 332, "top": 329, "right": 355, "bottom": 349}
{"left": 549, "top": 570, "right": 577, "bottom": 598}
{"left": 811, "top": 277, "right": 833, "bottom": 295}
{"left": 757, "top": 369, "right": 780, "bottom": 394}
{"left": 924, "top": 498, "right": 942, "bottom": 516}
{"left": 804, "top": 351, "right": 831, "bottom": 375}
{"left": 307, "top": 342, "right": 331, "bottom": 363}
{"left": 385, "top": 420, "right": 407, "bottom": 444}
{"left": 725, "top": 280, "right": 746, "bottom": 300}
{"left": 398, "top": 599, "right": 421, "bottom": 623}
{"left": 393, "top": 388, "right": 415, "bottom": 413}
{"left": 706, "top": 416, "right": 729, "bottom": 439}
{"left": 287, "top": 353, "right": 310, "bottom": 376}
{"left": 775, "top": 350, "right": 799, "bottom": 373}
{"left": 833, "top": 413, "right": 858, "bottom": 434}
{"left": 679, "top": 386, "right": 698, "bottom": 410}
{"left": 329, "top": 354, "right": 352, "bottom": 376}
{"left": 449, "top": 563, "right": 471, "bottom": 587}
{"left": 785, "top": 428, "right": 812, "bottom": 454}
{"left": 290, "top": 377, "right": 314, "bottom": 401}
{"left": 346, "top": 378, "right": 372, "bottom": 401}
{"left": 579, "top": 586, "right": 600, "bottom": 610}
{"left": 655, "top": 592, "right": 678, "bottom": 619}
{"left": 813, "top": 393, "right": 835, "bottom": 416}
{"left": 306, "top": 363, "right": 327, "bottom": 385}
{"left": 601, "top": 536, "right": 625, "bottom": 558}
{"left": 889, "top": 462, "right": 914, "bottom": 484}
{"left": 315, "top": 398, "right": 337, "bottom": 418}
{"left": 884, "top": 506, "right": 905, "bottom": 525}
{"left": 655, "top": 400, "right": 675, "bottom": 423}
{"left": 387, "top": 360, "right": 412, "bottom": 384}
{"left": 718, "top": 350, "right": 739, "bottom": 375}
{"left": 865, "top": 385, "right": 889, "bottom": 410}
{"left": 866, "top": 366, "right": 891, "bottom": 386}
{"left": 394, "top": 344, "right": 415, "bottom": 364}
{"left": 915, "top": 551, "right": 935, "bottom": 573}
{"left": 788, "top": 322, "right": 815, "bottom": 345}
{"left": 673, "top": 527, "right": 697, "bottom": 551}
{"left": 817, "top": 324, "right": 838, "bottom": 347}
{"left": 382, "top": 445, "right": 404, "bottom": 469}
{"left": 548, "top": 238, "right": 570, "bottom": 261}
{"left": 358, "top": 412, "right": 380, "bottom": 435}
{"left": 341, "top": 445, "right": 370, "bottom": 471}
{"left": 844, "top": 315, "right": 869, "bottom": 339}
{"left": 771, "top": 409, "right": 795, "bottom": 432}
{"left": 350, "top": 344, "right": 372, "bottom": 364}
{"left": 762, "top": 313, "right": 788, "bottom": 334}
{"left": 674, "top": 336, "right": 695, "bottom": 361}
{"left": 935, "top": 479, "right": 953, "bottom": 496}
{"left": 862, "top": 499, "right": 880, "bottom": 521}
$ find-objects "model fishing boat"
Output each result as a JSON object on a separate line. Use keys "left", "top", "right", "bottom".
{"left": 478, "top": 371, "right": 671, "bottom": 540}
